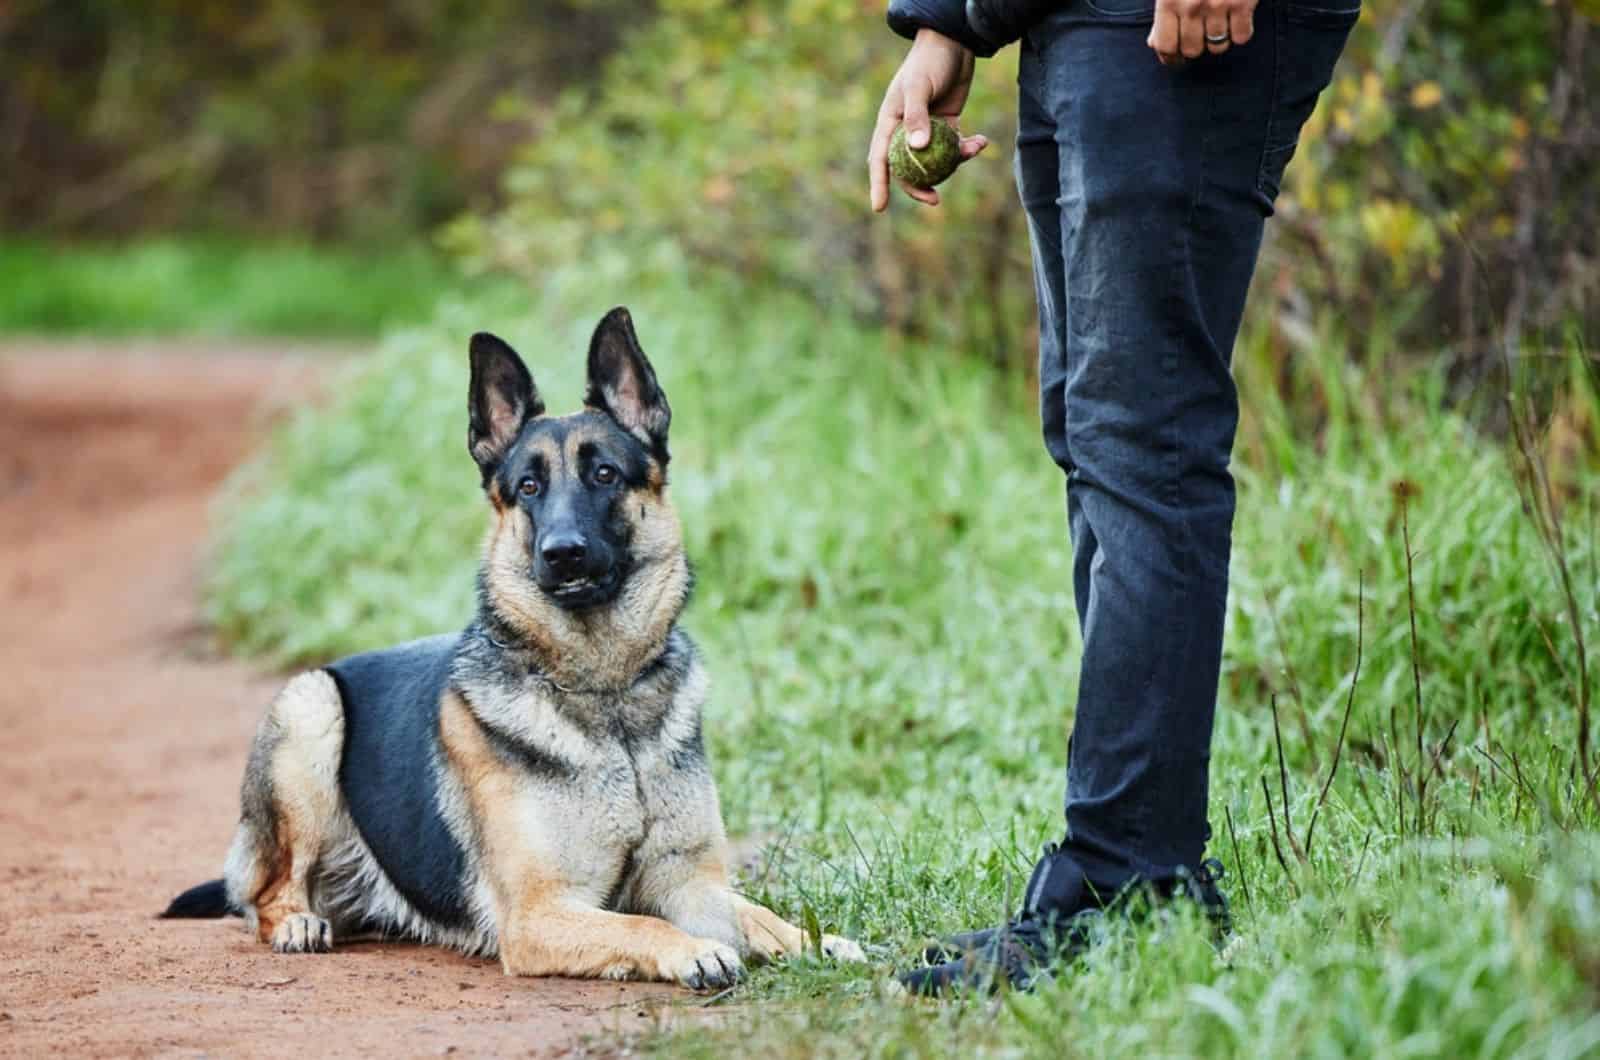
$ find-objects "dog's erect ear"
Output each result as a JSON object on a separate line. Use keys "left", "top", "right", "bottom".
{"left": 469, "top": 332, "right": 543, "bottom": 479}
{"left": 585, "top": 307, "right": 670, "bottom": 462}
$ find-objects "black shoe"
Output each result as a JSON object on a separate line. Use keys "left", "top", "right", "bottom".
{"left": 917, "top": 842, "right": 1101, "bottom": 964}
{"left": 899, "top": 911, "right": 1105, "bottom": 996}
{"left": 1174, "top": 857, "right": 1233, "bottom": 940}
{"left": 905, "top": 857, "right": 1232, "bottom": 994}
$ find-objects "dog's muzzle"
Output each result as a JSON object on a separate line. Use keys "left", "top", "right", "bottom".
{"left": 534, "top": 532, "right": 622, "bottom": 610}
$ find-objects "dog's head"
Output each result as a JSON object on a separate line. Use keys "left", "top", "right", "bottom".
{"left": 468, "top": 308, "right": 680, "bottom": 617}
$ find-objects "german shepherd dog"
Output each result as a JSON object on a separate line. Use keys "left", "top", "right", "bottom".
{"left": 163, "top": 309, "right": 862, "bottom": 988}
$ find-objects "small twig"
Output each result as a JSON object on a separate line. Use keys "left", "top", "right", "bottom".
{"left": 1260, "top": 775, "right": 1299, "bottom": 896}
{"left": 1421, "top": 717, "right": 1462, "bottom": 833}
{"left": 1380, "top": 731, "right": 1406, "bottom": 843}
{"left": 1425, "top": 717, "right": 1462, "bottom": 789}
{"left": 1225, "top": 803, "right": 1255, "bottom": 920}
{"left": 1531, "top": 610, "right": 1575, "bottom": 690}
{"left": 1269, "top": 695, "right": 1304, "bottom": 862}
{"left": 1266, "top": 591, "right": 1320, "bottom": 769}
{"left": 1400, "top": 496, "right": 1430, "bottom": 835}
{"left": 697, "top": 986, "right": 738, "bottom": 1007}
{"left": 1387, "top": 710, "right": 1407, "bottom": 841}
{"left": 1508, "top": 748, "right": 1545, "bottom": 830}
{"left": 1307, "top": 572, "right": 1364, "bottom": 859}
{"left": 1346, "top": 829, "right": 1375, "bottom": 892}
{"left": 1471, "top": 743, "right": 1533, "bottom": 804}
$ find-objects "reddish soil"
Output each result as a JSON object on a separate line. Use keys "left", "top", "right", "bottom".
{"left": 0, "top": 344, "right": 711, "bottom": 1058}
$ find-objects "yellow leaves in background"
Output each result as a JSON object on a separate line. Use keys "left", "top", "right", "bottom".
{"left": 1324, "top": 69, "right": 1394, "bottom": 145}
{"left": 1410, "top": 81, "right": 1443, "bottom": 109}
{"left": 1358, "top": 199, "right": 1442, "bottom": 282}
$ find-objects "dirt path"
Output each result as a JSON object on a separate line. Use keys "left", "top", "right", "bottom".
{"left": 0, "top": 344, "right": 704, "bottom": 1058}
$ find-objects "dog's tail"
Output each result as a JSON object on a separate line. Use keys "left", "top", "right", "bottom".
{"left": 160, "top": 878, "right": 236, "bottom": 919}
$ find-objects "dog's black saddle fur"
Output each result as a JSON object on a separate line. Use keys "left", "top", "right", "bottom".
{"left": 326, "top": 634, "right": 473, "bottom": 931}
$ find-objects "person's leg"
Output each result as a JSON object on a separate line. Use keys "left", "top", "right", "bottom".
{"left": 900, "top": 0, "right": 1357, "bottom": 995}
{"left": 1021, "top": 0, "right": 1359, "bottom": 911}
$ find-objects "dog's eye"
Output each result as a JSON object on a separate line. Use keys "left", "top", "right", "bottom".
{"left": 517, "top": 477, "right": 540, "bottom": 497}
{"left": 594, "top": 464, "right": 619, "bottom": 486}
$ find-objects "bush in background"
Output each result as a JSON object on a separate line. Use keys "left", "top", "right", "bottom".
{"left": 0, "top": 0, "right": 634, "bottom": 240}
{"left": 447, "top": 0, "right": 1034, "bottom": 364}
{"left": 453, "top": 0, "right": 1598, "bottom": 385}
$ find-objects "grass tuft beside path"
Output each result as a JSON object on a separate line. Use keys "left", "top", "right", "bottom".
{"left": 0, "top": 238, "right": 511, "bottom": 338}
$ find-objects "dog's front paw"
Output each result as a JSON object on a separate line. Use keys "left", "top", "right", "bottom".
{"left": 271, "top": 913, "right": 333, "bottom": 954}
{"left": 821, "top": 934, "right": 866, "bottom": 962}
{"left": 667, "top": 939, "right": 744, "bottom": 991}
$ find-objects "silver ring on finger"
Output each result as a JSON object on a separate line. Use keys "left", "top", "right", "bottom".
{"left": 1205, "top": 31, "right": 1230, "bottom": 44}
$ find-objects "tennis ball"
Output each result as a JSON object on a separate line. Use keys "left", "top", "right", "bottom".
{"left": 888, "top": 118, "right": 962, "bottom": 189}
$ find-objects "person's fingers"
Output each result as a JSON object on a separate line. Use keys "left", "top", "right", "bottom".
{"left": 1231, "top": 3, "right": 1254, "bottom": 45}
{"left": 899, "top": 182, "right": 940, "bottom": 206}
{"left": 1179, "top": 3, "right": 1206, "bottom": 59}
{"left": 1148, "top": 5, "right": 1182, "bottom": 65}
{"left": 1204, "top": 8, "right": 1230, "bottom": 52}
{"left": 957, "top": 133, "right": 988, "bottom": 160}
{"left": 901, "top": 74, "right": 933, "bottom": 149}
{"left": 868, "top": 95, "right": 901, "bottom": 213}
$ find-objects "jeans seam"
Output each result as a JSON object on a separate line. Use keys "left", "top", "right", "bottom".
{"left": 1255, "top": 2, "right": 1284, "bottom": 198}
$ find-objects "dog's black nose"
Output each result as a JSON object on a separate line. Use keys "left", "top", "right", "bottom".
{"left": 540, "top": 533, "right": 589, "bottom": 576}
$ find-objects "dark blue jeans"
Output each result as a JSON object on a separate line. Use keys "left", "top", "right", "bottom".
{"left": 1015, "top": 0, "right": 1356, "bottom": 908}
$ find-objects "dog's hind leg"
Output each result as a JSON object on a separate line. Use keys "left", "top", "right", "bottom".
{"left": 224, "top": 670, "right": 346, "bottom": 954}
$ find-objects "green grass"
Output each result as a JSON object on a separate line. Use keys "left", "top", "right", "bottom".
{"left": 0, "top": 238, "right": 510, "bottom": 338}
{"left": 206, "top": 265, "right": 1600, "bottom": 1057}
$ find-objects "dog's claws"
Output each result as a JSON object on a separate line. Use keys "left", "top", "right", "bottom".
{"left": 678, "top": 943, "right": 743, "bottom": 990}
{"left": 270, "top": 913, "right": 333, "bottom": 955}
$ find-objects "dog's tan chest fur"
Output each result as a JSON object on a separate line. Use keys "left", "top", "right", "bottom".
{"left": 442, "top": 655, "right": 719, "bottom": 916}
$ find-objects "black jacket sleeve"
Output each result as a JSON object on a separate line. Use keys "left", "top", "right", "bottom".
{"left": 886, "top": 0, "right": 1057, "bottom": 57}
{"left": 886, "top": 0, "right": 998, "bottom": 57}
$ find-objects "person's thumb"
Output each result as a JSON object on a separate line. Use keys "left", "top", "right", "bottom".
{"left": 902, "top": 78, "right": 932, "bottom": 149}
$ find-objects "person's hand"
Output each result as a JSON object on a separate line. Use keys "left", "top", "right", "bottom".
{"left": 868, "top": 28, "right": 989, "bottom": 211}
{"left": 1148, "top": 0, "right": 1257, "bottom": 66}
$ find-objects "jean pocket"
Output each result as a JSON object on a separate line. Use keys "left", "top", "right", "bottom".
{"left": 1283, "top": 1, "right": 1362, "bottom": 27}
{"left": 1081, "top": 0, "right": 1155, "bottom": 22}
{"left": 1256, "top": 2, "right": 1360, "bottom": 203}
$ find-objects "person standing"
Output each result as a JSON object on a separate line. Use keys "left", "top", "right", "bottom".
{"left": 867, "top": 0, "right": 1358, "bottom": 994}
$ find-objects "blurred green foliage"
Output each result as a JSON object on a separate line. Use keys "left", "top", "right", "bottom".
{"left": 9, "top": 1, "right": 1592, "bottom": 371}
{"left": 452, "top": 0, "right": 1597, "bottom": 374}
{"left": 0, "top": 0, "right": 634, "bottom": 240}
{"left": 1265, "top": 0, "right": 1598, "bottom": 371}
{"left": 0, "top": 238, "right": 511, "bottom": 337}
{"left": 445, "top": 0, "right": 1034, "bottom": 363}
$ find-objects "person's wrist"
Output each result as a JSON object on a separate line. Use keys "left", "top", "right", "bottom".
{"left": 914, "top": 26, "right": 970, "bottom": 58}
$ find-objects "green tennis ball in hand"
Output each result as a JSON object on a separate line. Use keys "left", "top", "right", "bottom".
{"left": 889, "top": 118, "right": 962, "bottom": 189}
